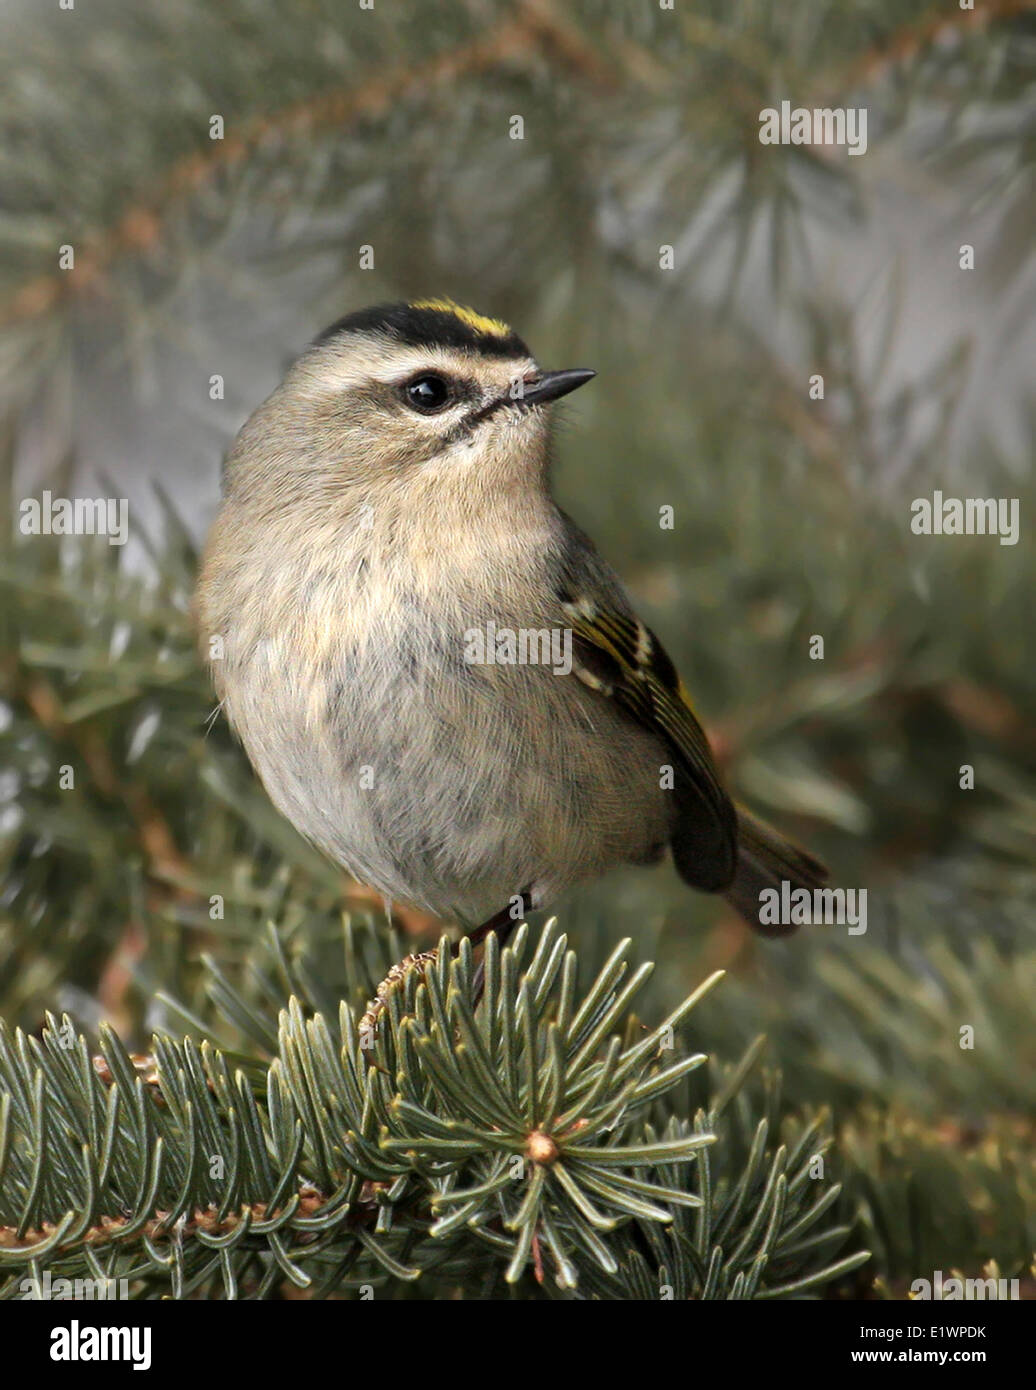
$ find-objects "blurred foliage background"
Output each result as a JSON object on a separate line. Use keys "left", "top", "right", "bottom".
{"left": 0, "top": 0, "right": 1033, "bottom": 1298}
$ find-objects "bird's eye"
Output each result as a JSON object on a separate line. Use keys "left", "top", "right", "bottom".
{"left": 404, "top": 374, "right": 451, "bottom": 414}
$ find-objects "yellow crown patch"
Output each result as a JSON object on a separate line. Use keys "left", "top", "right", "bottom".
{"left": 409, "top": 298, "right": 513, "bottom": 340}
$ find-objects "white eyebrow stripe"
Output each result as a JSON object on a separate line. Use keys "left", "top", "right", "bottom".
{"left": 295, "top": 336, "right": 536, "bottom": 397}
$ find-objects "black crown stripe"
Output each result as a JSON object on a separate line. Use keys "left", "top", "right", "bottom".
{"left": 313, "top": 302, "right": 530, "bottom": 359}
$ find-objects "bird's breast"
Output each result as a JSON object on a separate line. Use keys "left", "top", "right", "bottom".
{"left": 200, "top": 507, "right": 672, "bottom": 919}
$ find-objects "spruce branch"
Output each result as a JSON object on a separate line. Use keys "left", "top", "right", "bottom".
{"left": 554, "top": 1047, "right": 871, "bottom": 1300}
{"left": 4, "top": 922, "right": 814, "bottom": 1298}
{"left": 0, "top": 0, "right": 615, "bottom": 338}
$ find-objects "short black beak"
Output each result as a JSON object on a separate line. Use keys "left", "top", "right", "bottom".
{"left": 521, "top": 368, "right": 596, "bottom": 406}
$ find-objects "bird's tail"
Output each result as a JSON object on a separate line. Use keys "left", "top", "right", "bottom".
{"left": 724, "top": 805, "right": 828, "bottom": 937}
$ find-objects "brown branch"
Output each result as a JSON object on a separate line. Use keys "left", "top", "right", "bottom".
{"left": 0, "top": 1187, "right": 331, "bottom": 1257}
{"left": 831, "top": 0, "right": 1036, "bottom": 98}
{"left": 0, "top": 1, "right": 616, "bottom": 331}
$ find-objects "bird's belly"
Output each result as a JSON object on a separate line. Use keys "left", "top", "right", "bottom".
{"left": 222, "top": 629, "right": 672, "bottom": 923}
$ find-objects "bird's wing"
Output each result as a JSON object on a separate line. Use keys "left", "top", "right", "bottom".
{"left": 555, "top": 513, "right": 738, "bottom": 889}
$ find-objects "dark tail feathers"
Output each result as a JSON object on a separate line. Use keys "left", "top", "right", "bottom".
{"left": 724, "top": 805, "right": 828, "bottom": 937}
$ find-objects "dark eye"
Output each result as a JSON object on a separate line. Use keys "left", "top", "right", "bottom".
{"left": 404, "top": 374, "right": 451, "bottom": 413}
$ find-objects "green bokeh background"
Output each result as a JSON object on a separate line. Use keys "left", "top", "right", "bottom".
{"left": 1, "top": 0, "right": 1033, "bottom": 1294}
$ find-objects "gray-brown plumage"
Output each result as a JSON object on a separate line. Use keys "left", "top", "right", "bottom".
{"left": 195, "top": 299, "right": 826, "bottom": 933}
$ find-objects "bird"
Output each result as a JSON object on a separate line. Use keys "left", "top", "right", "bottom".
{"left": 195, "top": 298, "right": 827, "bottom": 950}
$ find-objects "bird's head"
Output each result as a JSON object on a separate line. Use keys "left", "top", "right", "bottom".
{"left": 222, "top": 299, "right": 595, "bottom": 516}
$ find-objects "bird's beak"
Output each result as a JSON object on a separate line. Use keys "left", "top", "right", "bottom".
{"left": 521, "top": 368, "right": 596, "bottom": 406}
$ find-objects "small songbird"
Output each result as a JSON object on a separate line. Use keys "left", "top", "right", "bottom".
{"left": 196, "top": 299, "right": 826, "bottom": 945}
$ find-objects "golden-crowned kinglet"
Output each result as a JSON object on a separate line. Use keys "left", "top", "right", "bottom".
{"left": 196, "top": 299, "right": 826, "bottom": 944}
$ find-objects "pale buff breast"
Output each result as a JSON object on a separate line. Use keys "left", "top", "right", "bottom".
{"left": 197, "top": 509, "right": 674, "bottom": 923}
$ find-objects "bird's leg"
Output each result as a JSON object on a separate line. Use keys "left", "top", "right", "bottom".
{"left": 466, "top": 890, "right": 532, "bottom": 950}
{"left": 461, "top": 889, "right": 533, "bottom": 1005}
{"left": 361, "top": 893, "right": 534, "bottom": 1058}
